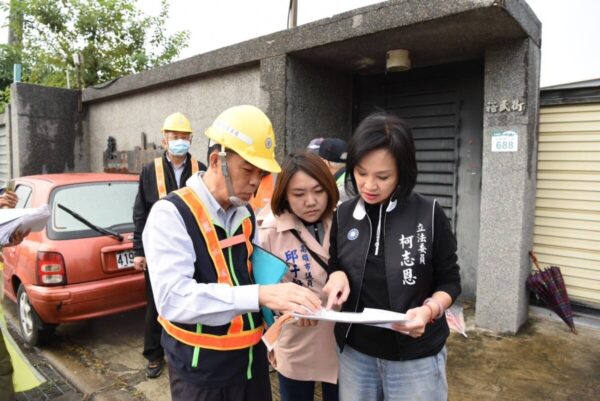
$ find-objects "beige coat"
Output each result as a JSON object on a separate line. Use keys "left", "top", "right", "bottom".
{"left": 258, "top": 210, "right": 338, "bottom": 384}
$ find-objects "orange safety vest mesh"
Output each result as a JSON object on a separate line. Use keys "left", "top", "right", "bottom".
{"left": 249, "top": 173, "right": 274, "bottom": 212}
{"left": 154, "top": 157, "right": 200, "bottom": 199}
{"left": 157, "top": 187, "right": 263, "bottom": 350}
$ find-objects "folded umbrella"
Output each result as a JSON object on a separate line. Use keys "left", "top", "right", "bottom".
{"left": 527, "top": 251, "right": 577, "bottom": 334}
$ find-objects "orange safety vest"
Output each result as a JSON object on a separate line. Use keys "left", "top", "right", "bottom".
{"left": 249, "top": 173, "right": 275, "bottom": 212}
{"left": 154, "top": 156, "right": 200, "bottom": 199}
{"left": 157, "top": 187, "right": 264, "bottom": 351}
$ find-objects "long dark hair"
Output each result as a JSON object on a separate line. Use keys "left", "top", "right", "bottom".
{"left": 345, "top": 112, "right": 417, "bottom": 200}
{"left": 271, "top": 150, "right": 339, "bottom": 217}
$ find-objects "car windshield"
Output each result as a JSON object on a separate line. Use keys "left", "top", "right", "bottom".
{"left": 48, "top": 181, "right": 137, "bottom": 240}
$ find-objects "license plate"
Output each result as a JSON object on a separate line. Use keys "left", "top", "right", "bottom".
{"left": 116, "top": 250, "right": 135, "bottom": 269}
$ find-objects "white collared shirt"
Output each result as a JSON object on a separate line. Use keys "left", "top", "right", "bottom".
{"left": 165, "top": 154, "right": 186, "bottom": 187}
{"left": 142, "top": 173, "right": 259, "bottom": 326}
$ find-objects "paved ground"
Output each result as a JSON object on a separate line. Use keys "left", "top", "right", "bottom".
{"left": 3, "top": 299, "right": 600, "bottom": 400}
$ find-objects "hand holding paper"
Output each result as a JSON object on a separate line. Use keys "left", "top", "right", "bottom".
{"left": 259, "top": 283, "right": 321, "bottom": 315}
{"left": 388, "top": 306, "right": 431, "bottom": 338}
{"left": 0, "top": 190, "right": 17, "bottom": 208}
{"left": 7, "top": 228, "right": 31, "bottom": 247}
{"left": 0, "top": 204, "right": 50, "bottom": 246}
{"left": 252, "top": 245, "right": 321, "bottom": 326}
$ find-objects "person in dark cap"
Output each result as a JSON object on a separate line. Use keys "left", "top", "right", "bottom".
{"left": 306, "top": 137, "right": 324, "bottom": 154}
{"left": 318, "top": 138, "right": 350, "bottom": 203}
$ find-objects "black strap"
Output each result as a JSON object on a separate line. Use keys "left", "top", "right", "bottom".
{"left": 290, "top": 230, "right": 328, "bottom": 270}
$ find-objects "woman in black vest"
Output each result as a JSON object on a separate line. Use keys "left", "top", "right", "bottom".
{"left": 323, "top": 112, "right": 461, "bottom": 401}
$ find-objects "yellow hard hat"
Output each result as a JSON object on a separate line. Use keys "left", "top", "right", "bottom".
{"left": 205, "top": 105, "right": 281, "bottom": 173}
{"left": 162, "top": 112, "right": 192, "bottom": 134}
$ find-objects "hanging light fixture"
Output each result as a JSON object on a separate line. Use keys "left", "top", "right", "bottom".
{"left": 386, "top": 49, "right": 411, "bottom": 72}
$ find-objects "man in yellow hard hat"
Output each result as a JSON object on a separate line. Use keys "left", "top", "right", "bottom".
{"left": 142, "top": 105, "right": 322, "bottom": 400}
{"left": 132, "top": 112, "right": 207, "bottom": 379}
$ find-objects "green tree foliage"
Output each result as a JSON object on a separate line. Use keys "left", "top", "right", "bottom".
{"left": 1, "top": 0, "right": 189, "bottom": 90}
{"left": 0, "top": 45, "right": 19, "bottom": 112}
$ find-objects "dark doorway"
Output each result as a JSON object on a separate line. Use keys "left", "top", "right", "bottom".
{"left": 353, "top": 60, "right": 484, "bottom": 230}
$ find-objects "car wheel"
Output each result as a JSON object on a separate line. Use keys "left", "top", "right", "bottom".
{"left": 16, "top": 284, "right": 55, "bottom": 346}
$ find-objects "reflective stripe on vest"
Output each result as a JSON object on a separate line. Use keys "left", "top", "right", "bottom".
{"left": 242, "top": 218, "right": 253, "bottom": 277}
{"left": 158, "top": 187, "right": 262, "bottom": 350}
{"left": 154, "top": 157, "right": 200, "bottom": 199}
{"left": 336, "top": 171, "right": 345, "bottom": 187}
{"left": 158, "top": 316, "right": 264, "bottom": 351}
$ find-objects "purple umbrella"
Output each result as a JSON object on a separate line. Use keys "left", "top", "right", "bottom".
{"left": 527, "top": 251, "right": 577, "bottom": 334}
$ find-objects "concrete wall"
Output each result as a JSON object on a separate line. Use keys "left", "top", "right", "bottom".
{"left": 259, "top": 56, "right": 288, "bottom": 163}
{"left": 455, "top": 69, "right": 485, "bottom": 299}
{"left": 0, "top": 112, "right": 9, "bottom": 185}
{"left": 87, "top": 66, "right": 260, "bottom": 171}
{"left": 285, "top": 57, "right": 354, "bottom": 153}
{"left": 10, "top": 83, "right": 87, "bottom": 176}
{"left": 476, "top": 38, "right": 541, "bottom": 333}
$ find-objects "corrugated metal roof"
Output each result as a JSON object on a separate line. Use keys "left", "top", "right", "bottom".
{"left": 542, "top": 78, "right": 600, "bottom": 91}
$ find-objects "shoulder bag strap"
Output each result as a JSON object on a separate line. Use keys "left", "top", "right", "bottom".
{"left": 290, "top": 229, "right": 328, "bottom": 270}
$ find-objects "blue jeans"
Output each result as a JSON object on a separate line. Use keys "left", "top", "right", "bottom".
{"left": 338, "top": 345, "right": 448, "bottom": 401}
{"left": 278, "top": 373, "right": 339, "bottom": 401}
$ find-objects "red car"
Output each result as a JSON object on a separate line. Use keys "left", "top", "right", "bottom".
{"left": 2, "top": 173, "right": 146, "bottom": 346}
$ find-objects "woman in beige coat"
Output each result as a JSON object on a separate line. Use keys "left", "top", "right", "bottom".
{"left": 258, "top": 151, "right": 340, "bottom": 401}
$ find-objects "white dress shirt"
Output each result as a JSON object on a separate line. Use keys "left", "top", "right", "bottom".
{"left": 165, "top": 154, "right": 186, "bottom": 187}
{"left": 142, "top": 173, "right": 259, "bottom": 326}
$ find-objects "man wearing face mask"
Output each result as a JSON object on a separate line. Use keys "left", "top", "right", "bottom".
{"left": 133, "top": 112, "right": 207, "bottom": 379}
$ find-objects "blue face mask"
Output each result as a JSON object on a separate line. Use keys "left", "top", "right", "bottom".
{"left": 168, "top": 139, "right": 191, "bottom": 156}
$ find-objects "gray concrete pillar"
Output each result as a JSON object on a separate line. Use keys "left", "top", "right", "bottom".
{"left": 259, "top": 55, "right": 288, "bottom": 161}
{"left": 475, "top": 38, "right": 541, "bottom": 333}
{"left": 259, "top": 55, "right": 354, "bottom": 162}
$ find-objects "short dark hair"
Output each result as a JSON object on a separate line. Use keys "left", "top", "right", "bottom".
{"left": 206, "top": 143, "right": 237, "bottom": 167}
{"left": 271, "top": 150, "right": 339, "bottom": 217}
{"left": 345, "top": 112, "right": 417, "bottom": 200}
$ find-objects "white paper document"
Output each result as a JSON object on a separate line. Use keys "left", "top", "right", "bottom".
{"left": 292, "top": 307, "right": 412, "bottom": 325}
{"left": 0, "top": 204, "right": 50, "bottom": 245}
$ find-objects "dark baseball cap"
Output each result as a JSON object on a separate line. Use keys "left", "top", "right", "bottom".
{"left": 307, "top": 137, "right": 324, "bottom": 154}
{"left": 319, "top": 138, "right": 348, "bottom": 163}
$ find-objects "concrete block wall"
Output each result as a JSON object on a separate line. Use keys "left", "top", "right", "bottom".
{"left": 86, "top": 66, "right": 261, "bottom": 171}
{"left": 10, "top": 83, "right": 87, "bottom": 176}
{"left": 285, "top": 57, "right": 353, "bottom": 153}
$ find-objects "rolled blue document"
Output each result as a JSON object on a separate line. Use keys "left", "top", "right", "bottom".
{"left": 251, "top": 245, "right": 287, "bottom": 326}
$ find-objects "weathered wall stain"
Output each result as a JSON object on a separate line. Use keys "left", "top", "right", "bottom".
{"left": 12, "top": 83, "right": 88, "bottom": 176}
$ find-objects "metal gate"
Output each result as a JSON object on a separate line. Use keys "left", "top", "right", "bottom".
{"left": 534, "top": 102, "right": 600, "bottom": 307}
